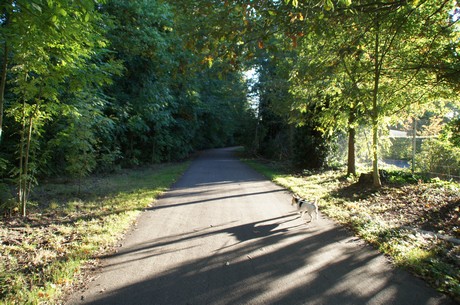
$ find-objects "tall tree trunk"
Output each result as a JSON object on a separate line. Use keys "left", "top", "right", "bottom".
{"left": 347, "top": 110, "right": 356, "bottom": 176}
{"left": 289, "top": 123, "right": 294, "bottom": 159}
{"left": 18, "top": 101, "right": 26, "bottom": 216}
{"left": 22, "top": 109, "right": 35, "bottom": 216}
{"left": 371, "top": 116, "right": 381, "bottom": 187}
{"left": 253, "top": 119, "right": 260, "bottom": 155}
{"left": 372, "top": 14, "right": 382, "bottom": 188}
{"left": 411, "top": 117, "right": 417, "bottom": 174}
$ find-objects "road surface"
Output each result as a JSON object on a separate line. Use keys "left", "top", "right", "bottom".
{"left": 67, "top": 147, "right": 454, "bottom": 305}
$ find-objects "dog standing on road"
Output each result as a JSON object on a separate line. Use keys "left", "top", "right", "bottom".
{"left": 291, "top": 195, "right": 319, "bottom": 222}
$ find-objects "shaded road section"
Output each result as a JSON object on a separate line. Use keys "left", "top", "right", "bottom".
{"left": 67, "top": 147, "right": 454, "bottom": 305}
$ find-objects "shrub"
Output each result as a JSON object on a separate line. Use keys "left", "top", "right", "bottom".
{"left": 0, "top": 183, "right": 16, "bottom": 215}
{"left": 415, "top": 137, "right": 460, "bottom": 179}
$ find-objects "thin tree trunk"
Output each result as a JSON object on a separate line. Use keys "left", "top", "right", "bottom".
{"left": 23, "top": 110, "right": 35, "bottom": 210}
{"left": 372, "top": 14, "right": 382, "bottom": 188}
{"left": 253, "top": 120, "right": 260, "bottom": 155}
{"left": 341, "top": 58, "right": 359, "bottom": 177}
{"left": 21, "top": 103, "right": 40, "bottom": 217}
{"left": 19, "top": 101, "right": 26, "bottom": 216}
{"left": 371, "top": 117, "right": 381, "bottom": 187}
{"left": 347, "top": 117, "right": 356, "bottom": 176}
{"left": 412, "top": 117, "right": 416, "bottom": 174}
{"left": 289, "top": 123, "right": 294, "bottom": 159}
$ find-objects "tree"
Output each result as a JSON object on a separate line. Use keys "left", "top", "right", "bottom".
{"left": 360, "top": 0, "right": 458, "bottom": 187}
{"left": 288, "top": 0, "right": 458, "bottom": 186}
{"left": 1, "top": 0, "right": 117, "bottom": 216}
{"left": 102, "top": 0, "right": 252, "bottom": 164}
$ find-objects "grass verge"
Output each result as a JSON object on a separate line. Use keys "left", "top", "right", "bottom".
{"left": 0, "top": 162, "right": 190, "bottom": 305}
{"left": 243, "top": 159, "right": 460, "bottom": 301}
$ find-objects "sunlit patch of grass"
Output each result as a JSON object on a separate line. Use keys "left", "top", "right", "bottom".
{"left": 243, "top": 159, "right": 342, "bottom": 199}
{"left": 0, "top": 162, "right": 189, "bottom": 305}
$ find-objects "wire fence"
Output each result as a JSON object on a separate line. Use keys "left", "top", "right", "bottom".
{"left": 381, "top": 160, "right": 460, "bottom": 182}
{"left": 358, "top": 160, "right": 460, "bottom": 182}
{"left": 424, "top": 166, "right": 460, "bottom": 181}
{"left": 333, "top": 131, "right": 460, "bottom": 182}
{"left": 383, "top": 134, "right": 460, "bottom": 182}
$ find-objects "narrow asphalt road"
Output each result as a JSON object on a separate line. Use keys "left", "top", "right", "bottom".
{"left": 67, "top": 147, "right": 454, "bottom": 305}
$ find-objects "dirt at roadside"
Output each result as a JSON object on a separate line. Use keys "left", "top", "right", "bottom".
{"left": 337, "top": 182, "right": 460, "bottom": 239}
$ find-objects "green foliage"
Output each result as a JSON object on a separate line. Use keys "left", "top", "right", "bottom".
{"left": 416, "top": 137, "right": 460, "bottom": 178}
{"left": 0, "top": 0, "right": 458, "bottom": 216}
{"left": 292, "top": 125, "right": 330, "bottom": 170}
{"left": 447, "top": 117, "right": 460, "bottom": 147}
{"left": 0, "top": 0, "right": 253, "bottom": 215}
{"left": 50, "top": 110, "right": 97, "bottom": 179}
{"left": 194, "top": 63, "right": 250, "bottom": 149}
{"left": 0, "top": 0, "right": 120, "bottom": 215}
{"left": 287, "top": 0, "right": 458, "bottom": 186}
{"left": 0, "top": 157, "right": 8, "bottom": 177}
{"left": 383, "top": 170, "right": 425, "bottom": 184}
{"left": 384, "top": 138, "right": 413, "bottom": 160}
{"left": 101, "top": 0, "right": 251, "bottom": 165}
{"left": 0, "top": 182, "right": 16, "bottom": 214}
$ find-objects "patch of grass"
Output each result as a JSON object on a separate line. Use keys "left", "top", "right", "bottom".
{"left": 0, "top": 162, "right": 189, "bottom": 305}
{"left": 243, "top": 159, "right": 341, "bottom": 199}
{"left": 243, "top": 158, "right": 460, "bottom": 301}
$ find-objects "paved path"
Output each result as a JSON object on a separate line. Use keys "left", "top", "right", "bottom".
{"left": 67, "top": 147, "right": 454, "bottom": 305}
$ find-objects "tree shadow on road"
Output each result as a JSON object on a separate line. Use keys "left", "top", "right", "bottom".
{"left": 152, "top": 189, "right": 287, "bottom": 211}
{"left": 75, "top": 214, "right": 453, "bottom": 305}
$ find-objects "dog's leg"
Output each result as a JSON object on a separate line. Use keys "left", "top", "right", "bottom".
{"left": 314, "top": 199, "right": 319, "bottom": 220}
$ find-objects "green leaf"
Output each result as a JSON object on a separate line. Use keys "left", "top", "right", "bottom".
{"left": 324, "top": 0, "right": 334, "bottom": 11}
{"left": 284, "top": 0, "right": 298, "bottom": 7}
{"left": 31, "top": 3, "right": 42, "bottom": 13}
{"left": 59, "top": 8, "right": 67, "bottom": 16}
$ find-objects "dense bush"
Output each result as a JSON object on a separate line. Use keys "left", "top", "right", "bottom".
{"left": 416, "top": 137, "right": 460, "bottom": 179}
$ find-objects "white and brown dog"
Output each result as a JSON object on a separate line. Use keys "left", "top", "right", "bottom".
{"left": 291, "top": 195, "right": 319, "bottom": 222}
